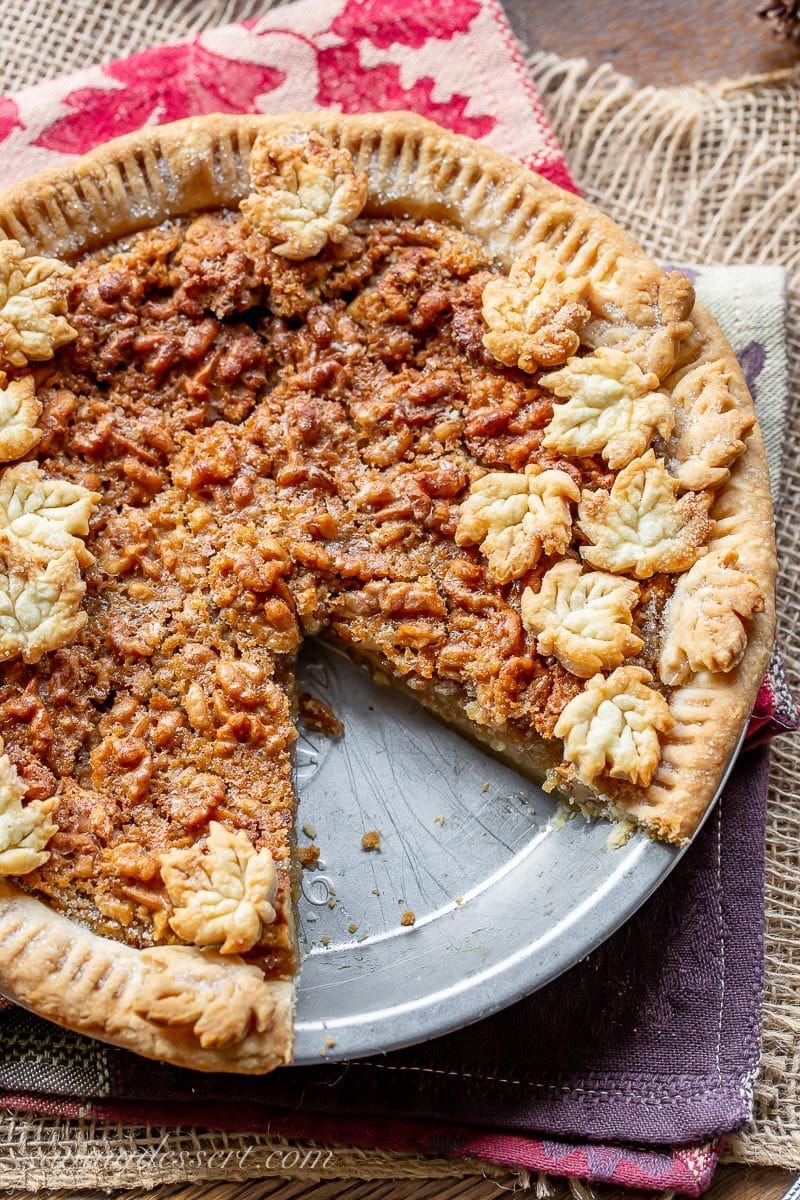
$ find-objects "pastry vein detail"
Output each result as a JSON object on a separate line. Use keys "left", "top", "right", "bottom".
{"left": 160, "top": 821, "right": 279, "bottom": 955}
{"left": 670, "top": 360, "right": 755, "bottom": 490}
{"left": 554, "top": 665, "right": 673, "bottom": 787}
{"left": 577, "top": 450, "right": 712, "bottom": 578}
{"left": 658, "top": 549, "right": 765, "bottom": 684}
{"left": 0, "top": 464, "right": 98, "bottom": 662}
{"left": 0, "top": 240, "right": 77, "bottom": 367}
{"left": 481, "top": 243, "right": 589, "bottom": 371}
{"left": 541, "top": 347, "right": 673, "bottom": 469}
{"left": 0, "top": 375, "right": 43, "bottom": 462}
{"left": 241, "top": 130, "right": 367, "bottom": 261}
{"left": 522, "top": 559, "right": 642, "bottom": 678}
{"left": 0, "top": 743, "right": 57, "bottom": 875}
{"left": 456, "top": 465, "right": 580, "bottom": 584}
{"left": 137, "top": 946, "right": 283, "bottom": 1049}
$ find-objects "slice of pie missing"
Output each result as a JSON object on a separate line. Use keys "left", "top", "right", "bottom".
{"left": 0, "top": 113, "right": 776, "bottom": 1072}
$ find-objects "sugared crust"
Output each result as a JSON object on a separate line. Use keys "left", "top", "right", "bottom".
{"left": 0, "top": 113, "right": 776, "bottom": 1065}
{"left": 0, "top": 880, "right": 293, "bottom": 1072}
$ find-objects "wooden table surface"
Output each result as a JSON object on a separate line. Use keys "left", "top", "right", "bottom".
{"left": 16, "top": 6, "right": 800, "bottom": 1200}
{"left": 505, "top": 0, "right": 800, "bottom": 86}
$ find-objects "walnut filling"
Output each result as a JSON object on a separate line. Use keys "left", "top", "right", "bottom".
{"left": 0, "top": 210, "right": 716, "bottom": 960}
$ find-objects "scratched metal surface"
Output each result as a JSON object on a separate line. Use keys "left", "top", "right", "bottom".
{"left": 291, "top": 642, "right": 710, "bottom": 1065}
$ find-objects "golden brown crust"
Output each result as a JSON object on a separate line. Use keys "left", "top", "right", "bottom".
{"left": 0, "top": 111, "right": 777, "bottom": 1071}
{"left": 0, "top": 880, "right": 293, "bottom": 1072}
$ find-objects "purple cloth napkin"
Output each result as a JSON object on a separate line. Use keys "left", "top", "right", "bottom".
{"left": 0, "top": 746, "right": 769, "bottom": 1146}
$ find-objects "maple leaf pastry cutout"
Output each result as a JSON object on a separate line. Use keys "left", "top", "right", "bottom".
{"left": 241, "top": 129, "right": 368, "bottom": 260}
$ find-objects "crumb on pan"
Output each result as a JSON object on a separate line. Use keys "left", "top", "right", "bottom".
{"left": 297, "top": 844, "right": 320, "bottom": 869}
{"left": 299, "top": 692, "right": 344, "bottom": 738}
{"left": 361, "top": 830, "right": 381, "bottom": 851}
{"left": 400, "top": 909, "right": 416, "bottom": 927}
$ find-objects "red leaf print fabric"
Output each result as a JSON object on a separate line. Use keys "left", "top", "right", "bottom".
{"left": 0, "top": 97, "right": 20, "bottom": 144}
{"left": 35, "top": 41, "right": 285, "bottom": 154}
{"left": 331, "top": 0, "right": 482, "bottom": 49}
{"left": 316, "top": 43, "right": 494, "bottom": 140}
{"left": 0, "top": 0, "right": 573, "bottom": 191}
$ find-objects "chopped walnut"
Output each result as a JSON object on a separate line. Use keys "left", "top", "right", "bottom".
{"left": 456, "top": 465, "right": 580, "bottom": 584}
{"left": 577, "top": 450, "right": 712, "bottom": 579}
{"left": 554, "top": 665, "right": 673, "bottom": 787}
{"left": 0, "top": 745, "right": 57, "bottom": 875}
{"left": 541, "top": 347, "right": 673, "bottom": 469}
{"left": 0, "top": 375, "right": 42, "bottom": 462}
{"left": 136, "top": 946, "right": 281, "bottom": 1049}
{"left": 241, "top": 130, "right": 368, "bottom": 260}
{"left": 584, "top": 260, "right": 695, "bottom": 379}
{"left": 299, "top": 692, "right": 343, "bottom": 739}
{"left": 521, "top": 559, "right": 642, "bottom": 678}
{"left": 659, "top": 550, "right": 765, "bottom": 685}
{"left": 481, "top": 244, "right": 589, "bottom": 372}
{"left": 0, "top": 240, "right": 77, "bottom": 367}
{"left": 0, "top": 536, "right": 87, "bottom": 663}
{"left": 670, "top": 360, "right": 755, "bottom": 490}
{"left": 160, "top": 821, "right": 279, "bottom": 955}
{"left": 0, "top": 462, "right": 99, "bottom": 564}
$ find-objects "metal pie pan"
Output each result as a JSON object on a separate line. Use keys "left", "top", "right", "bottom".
{"left": 292, "top": 643, "right": 737, "bottom": 1065}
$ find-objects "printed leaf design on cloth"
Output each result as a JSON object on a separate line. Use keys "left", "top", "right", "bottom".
{"left": 456, "top": 465, "right": 580, "bottom": 584}
{"left": 521, "top": 559, "right": 642, "bottom": 678}
{"left": 0, "top": 462, "right": 99, "bottom": 564}
{"left": 35, "top": 41, "right": 286, "bottom": 155}
{"left": 241, "top": 130, "right": 367, "bottom": 260}
{"left": 137, "top": 946, "right": 280, "bottom": 1049}
{"left": 659, "top": 550, "right": 765, "bottom": 685}
{"left": 669, "top": 359, "right": 755, "bottom": 491}
{"left": 0, "top": 98, "right": 21, "bottom": 145}
{"left": 331, "top": 0, "right": 482, "bottom": 48}
{"left": 554, "top": 665, "right": 673, "bottom": 788}
{"left": 541, "top": 347, "right": 673, "bottom": 469}
{"left": 0, "top": 241, "right": 76, "bottom": 368}
{"left": 0, "top": 535, "right": 87, "bottom": 664}
{"left": 0, "top": 745, "right": 57, "bottom": 875}
{"left": 316, "top": 43, "right": 495, "bottom": 140}
{"left": 482, "top": 244, "right": 589, "bottom": 372}
{"left": 577, "top": 450, "right": 712, "bottom": 579}
{"left": 0, "top": 376, "right": 42, "bottom": 462}
{"left": 160, "top": 821, "right": 279, "bottom": 955}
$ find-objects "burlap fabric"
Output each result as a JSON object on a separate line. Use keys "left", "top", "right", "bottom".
{"left": 0, "top": 1, "right": 799, "bottom": 1189}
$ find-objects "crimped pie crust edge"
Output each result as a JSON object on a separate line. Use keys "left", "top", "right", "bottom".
{"left": 0, "top": 111, "right": 777, "bottom": 1071}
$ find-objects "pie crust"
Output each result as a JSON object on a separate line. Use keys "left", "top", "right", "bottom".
{"left": 0, "top": 112, "right": 776, "bottom": 1074}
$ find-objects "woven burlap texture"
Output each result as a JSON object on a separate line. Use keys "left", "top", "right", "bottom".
{"left": 0, "top": 0, "right": 799, "bottom": 1190}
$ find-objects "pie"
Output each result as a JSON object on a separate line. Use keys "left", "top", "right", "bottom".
{"left": 0, "top": 113, "right": 776, "bottom": 1073}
